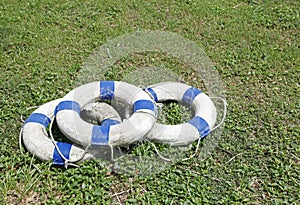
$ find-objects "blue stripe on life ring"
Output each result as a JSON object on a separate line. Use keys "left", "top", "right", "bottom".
{"left": 91, "top": 125, "right": 110, "bottom": 145}
{"left": 101, "top": 119, "right": 120, "bottom": 126}
{"left": 24, "top": 113, "right": 51, "bottom": 128}
{"left": 133, "top": 100, "right": 156, "bottom": 112}
{"left": 145, "top": 87, "right": 158, "bottom": 102}
{"left": 188, "top": 116, "right": 210, "bottom": 138}
{"left": 54, "top": 100, "right": 81, "bottom": 115}
{"left": 52, "top": 142, "right": 72, "bottom": 165}
{"left": 182, "top": 87, "right": 202, "bottom": 105}
{"left": 100, "top": 81, "right": 115, "bottom": 100}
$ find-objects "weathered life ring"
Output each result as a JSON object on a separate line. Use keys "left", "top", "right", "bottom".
{"left": 55, "top": 81, "right": 157, "bottom": 147}
{"left": 21, "top": 99, "right": 93, "bottom": 165}
{"left": 144, "top": 82, "right": 217, "bottom": 146}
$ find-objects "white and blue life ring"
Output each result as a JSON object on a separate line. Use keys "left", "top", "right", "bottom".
{"left": 21, "top": 99, "right": 94, "bottom": 165}
{"left": 55, "top": 81, "right": 157, "bottom": 147}
{"left": 144, "top": 82, "right": 217, "bottom": 146}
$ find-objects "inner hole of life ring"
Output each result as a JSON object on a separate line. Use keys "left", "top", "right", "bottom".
{"left": 156, "top": 100, "right": 193, "bottom": 125}
{"left": 80, "top": 99, "right": 129, "bottom": 126}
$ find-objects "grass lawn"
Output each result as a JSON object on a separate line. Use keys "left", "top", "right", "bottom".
{"left": 1, "top": 0, "right": 299, "bottom": 204}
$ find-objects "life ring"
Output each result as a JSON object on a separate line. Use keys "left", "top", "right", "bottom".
{"left": 144, "top": 82, "right": 217, "bottom": 146}
{"left": 21, "top": 99, "right": 94, "bottom": 165}
{"left": 55, "top": 81, "right": 157, "bottom": 147}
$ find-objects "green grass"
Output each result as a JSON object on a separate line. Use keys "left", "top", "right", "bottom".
{"left": 1, "top": 0, "right": 299, "bottom": 204}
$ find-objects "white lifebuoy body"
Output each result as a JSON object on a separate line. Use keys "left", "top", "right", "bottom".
{"left": 144, "top": 82, "right": 217, "bottom": 146}
{"left": 22, "top": 99, "right": 93, "bottom": 165}
{"left": 55, "top": 81, "right": 157, "bottom": 147}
